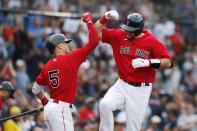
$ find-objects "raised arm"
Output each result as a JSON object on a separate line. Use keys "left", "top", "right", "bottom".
{"left": 71, "top": 12, "right": 99, "bottom": 65}
{"left": 80, "top": 12, "right": 99, "bottom": 55}
{"left": 82, "top": 12, "right": 99, "bottom": 48}
{"left": 94, "top": 10, "right": 119, "bottom": 40}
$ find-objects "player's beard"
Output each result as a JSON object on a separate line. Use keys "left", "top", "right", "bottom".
{"left": 126, "top": 34, "right": 136, "bottom": 40}
{"left": 125, "top": 31, "right": 136, "bottom": 40}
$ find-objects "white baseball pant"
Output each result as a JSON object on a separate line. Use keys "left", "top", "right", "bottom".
{"left": 99, "top": 78, "right": 152, "bottom": 131}
{"left": 44, "top": 99, "right": 74, "bottom": 131}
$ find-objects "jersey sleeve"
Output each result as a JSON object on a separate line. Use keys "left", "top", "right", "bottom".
{"left": 151, "top": 38, "right": 172, "bottom": 60}
{"left": 102, "top": 27, "right": 118, "bottom": 45}
{"left": 71, "top": 23, "right": 99, "bottom": 65}
{"left": 35, "top": 69, "right": 47, "bottom": 86}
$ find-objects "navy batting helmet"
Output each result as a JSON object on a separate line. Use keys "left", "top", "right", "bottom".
{"left": 121, "top": 13, "right": 144, "bottom": 34}
{"left": 45, "top": 33, "right": 72, "bottom": 54}
{"left": 0, "top": 81, "right": 15, "bottom": 98}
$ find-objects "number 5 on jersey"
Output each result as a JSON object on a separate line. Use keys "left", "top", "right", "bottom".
{"left": 48, "top": 70, "right": 60, "bottom": 88}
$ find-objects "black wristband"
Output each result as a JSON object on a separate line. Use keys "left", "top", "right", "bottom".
{"left": 150, "top": 59, "right": 161, "bottom": 68}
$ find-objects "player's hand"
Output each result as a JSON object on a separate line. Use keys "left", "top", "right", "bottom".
{"left": 81, "top": 12, "right": 93, "bottom": 24}
{"left": 104, "top": 10, "right": 119, "bottom": 20}
{"left": 39, "top": 106, "right": 44, "bottom": 111}
{"left": 132, "top": 58, "right": 150, "bottom": 69}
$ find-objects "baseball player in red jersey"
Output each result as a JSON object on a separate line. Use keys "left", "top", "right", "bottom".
{"left": 95, "top": 11, "right": 173, "bottom": 131}
{"left": 32, "top": 12, "right": 99, "bottom": 131}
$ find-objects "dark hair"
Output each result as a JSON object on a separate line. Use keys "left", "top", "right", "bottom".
{"left": 46, "top": 42, "right": 56, "bottom": 54}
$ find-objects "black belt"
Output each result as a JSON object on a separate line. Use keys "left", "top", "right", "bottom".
{"left": 53, "top": 99, "right": 73, "bottom": 108}
{"left": 123, "top": 80, "right": 150, "bottom": 87}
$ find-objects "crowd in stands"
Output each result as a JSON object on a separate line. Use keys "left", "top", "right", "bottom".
{"left": 0, "top": 0, "right": 196, "bottom": 130}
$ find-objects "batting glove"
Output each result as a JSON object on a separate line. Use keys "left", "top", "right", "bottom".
{"left": 132, "top": 58, "right": 150, "bottom": 69}
{"left": 104, "top": 10, "right": 119, "bottom": 20}
{"left": 82, "top": 12, "right": 93, "bottom": 24}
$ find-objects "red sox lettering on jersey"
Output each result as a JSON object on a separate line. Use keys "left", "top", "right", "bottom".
{"left": 135, "top": 48, "right": 150, "bottom": 59}
{"left": 102, "top": 28, "right": 172, "bottom": 82}
{"left": 120, "top": 46, "right": 150, "bottom": 59}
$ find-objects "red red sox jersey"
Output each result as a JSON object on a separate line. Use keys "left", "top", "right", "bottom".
{"left": 35, "top": 23, "right": 98, "bottom": 104}
{"left": 102, "top": 28, "right": 172, "bottom": 82}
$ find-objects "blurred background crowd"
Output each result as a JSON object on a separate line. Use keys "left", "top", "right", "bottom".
{"left": 0, "top": 0, "right": 197, "bottom": 131}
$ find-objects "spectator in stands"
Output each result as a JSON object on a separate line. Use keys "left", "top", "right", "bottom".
{"left": 3, "top": 106, "right": 23, "bottom": 131}
{"left": 2, "top": 23, "right": 15, "bottom": 59}
{"left": 27, "top": 16, "right": 46, "bottom": 49}
{"left": 177, "top": 102, "right": 197, "bottom": 131}
{"left": 30, "top": 111, "right": 47, "bottom": 131}
{"left": 146, "top": 115, "right": 162, "bottom": 131}
{"left": 0, "top": 59, "right": 16, "bottom": 81}
{"left": 164, "top": 109, "right": 179, "bottom": 131}
{"left": 15, "top": 59, "right": 30, "bottom": 95}
{"left": 78, "top": 97, "right": 97, "bottom": 126}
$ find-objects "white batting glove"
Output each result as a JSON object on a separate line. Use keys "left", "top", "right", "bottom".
{"left": 132, "top": 58, "right": 150, "bottom": 69}
{"left": 104, "top": 10, "right": 119, "bottom": 20}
